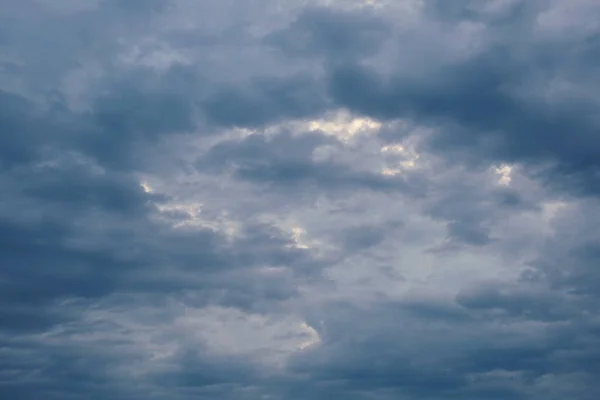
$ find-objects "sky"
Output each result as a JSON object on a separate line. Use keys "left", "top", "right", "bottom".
{"left": 1, "top": 0, "right": 600, "bottom": 399}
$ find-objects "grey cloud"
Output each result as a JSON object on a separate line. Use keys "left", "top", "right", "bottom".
{"left": 285, "top": 296, "right": 599, "bottom": 399}
{"left": 529, "top": 201, "right": 600, "bottom": 299}
{"left": 84, "top": 70, "right": 197, "bottom": 167}
{"left": 102, "top": 0, "right": 170, "bottom": 15}
{"left": 0, "top": 91, "right": 41, "bottom": 168}
{"left": 456, "top": 284, "right": 577, "bottom": 322}
{"left": 0, "top": 92, "right": 322, "bottom": 334}
{"left": 338, "top": 224, "right": 389, "bottom": 251}
{"left": 201, "top": 74, "right": 327, "bottom": 129}
{"left": 2, "top": 0, "right": 600, "bottom": 399}
{"left": 327, "top": 49, "right": 600, "bottom": 193}
{"left": 197, "top": 130, "right": 411, "bottom": 194}
{"left": 265, "top": 6, "right": 389, "bottom": 60}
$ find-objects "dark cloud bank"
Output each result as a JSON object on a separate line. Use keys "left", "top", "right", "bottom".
{"left": 1, "top": 0, "right": 600, "bottom": 399}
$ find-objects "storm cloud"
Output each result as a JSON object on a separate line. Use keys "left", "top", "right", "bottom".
{"left": 1, "top": 0, "right": 600, "bottom": 399}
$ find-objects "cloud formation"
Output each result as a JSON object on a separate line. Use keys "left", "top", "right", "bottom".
{"left": 1, "top": 0, "right": 600, "bottom": 399}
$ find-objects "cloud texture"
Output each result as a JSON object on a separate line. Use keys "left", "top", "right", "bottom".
{"left": 1, "top": 0, "right": 600, "bottom": 398}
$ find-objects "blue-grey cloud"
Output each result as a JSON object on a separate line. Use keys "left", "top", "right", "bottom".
{"left": 2, "top": 0, "right": 600, "bottom": 399}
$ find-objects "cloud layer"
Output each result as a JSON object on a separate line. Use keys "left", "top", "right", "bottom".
{"left": 1, "top": 0, "right": 600, "bottom": 399}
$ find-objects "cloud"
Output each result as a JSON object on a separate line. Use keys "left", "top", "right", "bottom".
{"left": 200, "top": 74, "right": 327, "bottom": 129}
{"left": 324, "top": 10, "right": 600, "bottom": 194}
{"left": 265, "top": 6, "right": 390, "bottom": 60}
{"left": 1, "top": 0, "right": 600, "bottom": 399}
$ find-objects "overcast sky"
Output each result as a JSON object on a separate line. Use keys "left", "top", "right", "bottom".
{"left": 1, "top": 0, "right": 600, "bottom": 399}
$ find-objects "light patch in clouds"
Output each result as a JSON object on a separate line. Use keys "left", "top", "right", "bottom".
{"left": 176, "top": 306, "right": 321, "bottom": 366}
{"left": 307, "top": 110, "right": 382, "bottom": 142}
{"left": 535, "top": 0, "right": 600, "bottom": 38}
{"left": 289, "top": 227, "right": 310, "bottom": 249}
{"left": 494, "top": 164, "right": 513, "bottom": 186}
{"left": 159, "top": 203, "right": 240, "bottom": 238}
{"left": 321, "top": 0, "right": 422, "bottom": 13}
{"left": 381, "top": 142, "right": 420, "bottom": 173}
{"left": 380, "top": 167, "right": 402, "bottom": 176}
{"left": 141, "top": 182, "right": 153, "bottom": 193}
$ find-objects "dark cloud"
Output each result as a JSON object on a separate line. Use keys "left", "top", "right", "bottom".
{"left": 2, "top": 0, "right": 600, "bottom": 399}
{"left": 201, "top": 74, "right": 327, "bottom": 129}
{"left": 327, "top": 45, "right": 600, "bottom": 194}
{"left": 0, "top": 91, "right": 40, "bottom": 167}
{"left": 265, "top": 6, "right": 389, "bottom": 60}
{"left": 84, "top": 69, "right": 197, "bottom": 168}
